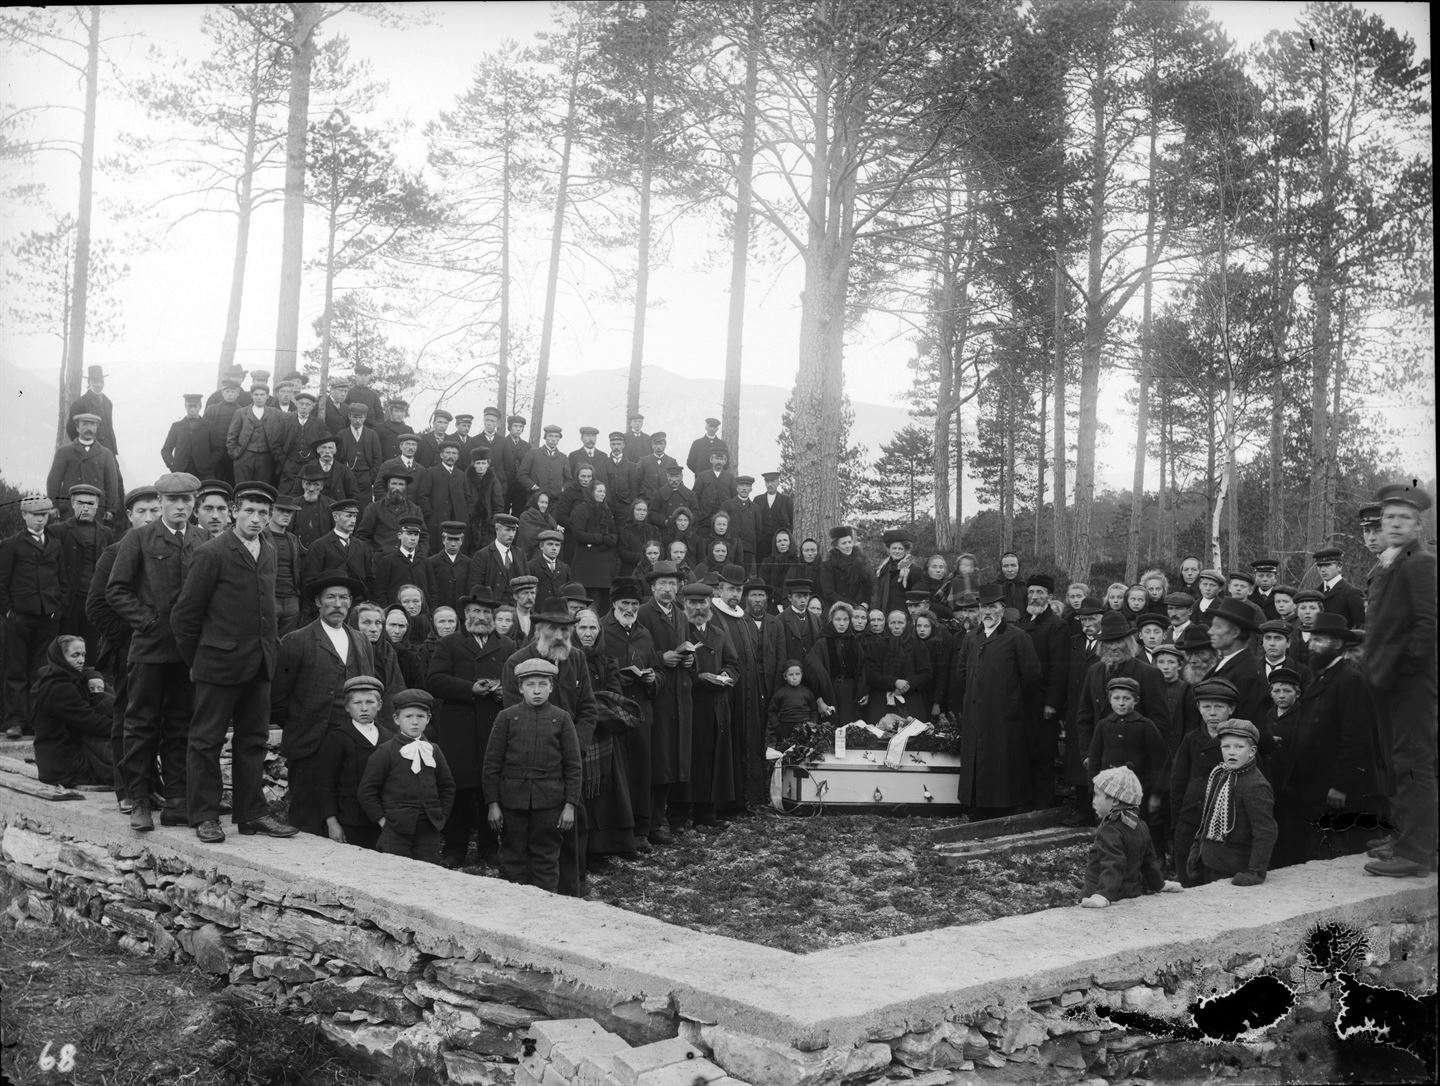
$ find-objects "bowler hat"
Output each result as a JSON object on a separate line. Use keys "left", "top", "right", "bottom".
{"left": 558, "top": 582, "right": 592, "bottom": 603}
{"left": 977, "top": 584, "right": 1005, "bottom": 606}
{"left": 645, "top": 561, "right": 681, "bottom": 582}
{"left": 742, "top": 580, "right": 772, "bottom": 597}
{"left": 532, "top": 598, "right": 577, "bottom": 625}
{"left": 459, "top": 592, "right": 501, "bottom": 610}
{"left": 719, "top": 563, "right": 748, "bottom": 586}
{"left": 1093, "top": 611, "right": 1134, "bottom": 642}
{"left": 1309, "top": 612, "right": 1363, "bottom": 643}
{"left": 955, "top": 591, "right": 981, "bottom": 608}
{"left": 301, "top": 463, "right": 326, "bottom": 481}
{"left": 310, "top": 573, "right": 365, "bottom": 599}
{"left": 1075, "top": 596, "right": 1106, "bottom": 617}
{"left": 274, "top": 494, "right": 302, "bottom": 512}
{"left": 1175, "top": 625, "right": 1213, "bottom": 652}
{"left": 1206, "top": 597, "right": 1260, "bottom": 635}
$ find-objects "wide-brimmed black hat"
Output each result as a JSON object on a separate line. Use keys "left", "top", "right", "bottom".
{"left": 1309, "top": 612, "right": 1363, "bottom": 644}
{"left": 531, "top": 597, "right": 577, "bottom": 625}
{"left": 1093, "top": 611, "right": 1134, "bottom": 642}
{"left": 1206, "top": 597, "right": 1260, "bottom": 635}
{"left": 310, "top": 573, "right": 365, "bottom": 600}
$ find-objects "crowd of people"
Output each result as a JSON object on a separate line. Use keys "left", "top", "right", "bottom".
{"left": 2, "top": 362, "right": 1434, "bottom": 899}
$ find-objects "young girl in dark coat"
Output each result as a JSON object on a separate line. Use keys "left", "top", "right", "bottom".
{"left": 1079, "top": 766, "right": 1181, "bottom": 907}
{"left": 912, "top": 611, "right": 952, "bottom": 716}
{"left": 31, "top": 635, "right": 114, "bottom": 788}
{"left": 317, "top": 675, "right": 394, "bottom": 849}
{"left": 804, "top": 602, "right": 865, "bottom": 725}
{"left": 358, "top": 688, "right": 455, "bottom": 862}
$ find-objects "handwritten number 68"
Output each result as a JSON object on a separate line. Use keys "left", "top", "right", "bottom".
{"left": 39, "top": 1041, "right": 77, "bottom": 1072}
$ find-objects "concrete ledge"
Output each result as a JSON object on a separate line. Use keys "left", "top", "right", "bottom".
{"left": 1, "top": 785, "right": 1434, "bottom": 1051}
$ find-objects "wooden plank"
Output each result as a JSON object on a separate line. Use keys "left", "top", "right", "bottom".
{"left": 0, "top": 754, "right": 39, "bottom": 779}
{"left": 936, "top": 828, "right": 1091, "bottom": 866}
{"left": 0, "top": 773, "right": 86, "bottom": 802}
{"left": 930, "top": 807, "right": 1067, "bottom": 844}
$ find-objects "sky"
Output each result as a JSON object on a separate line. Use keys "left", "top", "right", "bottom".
{"left": 0, "top": 1, "right": 1432, "bottom": 495}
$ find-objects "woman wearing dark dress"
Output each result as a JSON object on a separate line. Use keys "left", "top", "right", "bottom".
{"left": 862, "top": 610, "right": 931, "bottom": 724}
{"left": 384, "top": 606, "right": 426, "bottom": 689}
{"left": 31, "top": 636, "right": 114, "bottom": 787}
{"left": 569, "top": 483, "right": 619, "bottom": 613}
{"left": 804, "top": 602, "right": 866, "bottom": 725}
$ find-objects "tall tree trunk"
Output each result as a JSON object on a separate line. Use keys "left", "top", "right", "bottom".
{"left": 1265, "top": 123, "right": 1288, "bottom": 556}
{"left": 1050, "top": 183, "right": 1067, "bottom": 570}
{"left": 219, "top": 51, "right": 263, "bottom": 382}
{"left": 932, "top": 195, "right": 956, "bottom": 551}
{"left": 1035, "top": 365, "right": 1046, "bottom": 550}
{"left": 497, "top": 133, "right": 512, "bottom": 418}
{"left": 1156, "top": 380, "right": 1169, "bottom": 558}
{"left": 274, "top": 3, "right": 321, "bottom": 379}
{"left": 317, "top": 215, "right": 338, "bottom": 390}
{"left": 625, "top": 71, "right": 657, "bottom": 425}
{"left": 1306, "top": 54, "right": 1334, "bottom": 553}
{"left": 1125, "top": 94, "right": 1160, "bottom": 584}
{"left": 722, "top": 0, "right": 760, "bottom": 469}
{"left": 534, "top": 18, "right": 584, "bottom": 432}
{"left": 59, "top": 6, "right": 99, "bottom": 445}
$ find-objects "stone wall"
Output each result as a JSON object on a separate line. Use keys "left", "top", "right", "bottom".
{"left": 1, "top": 795, "right": 1435, "bottom": 1086}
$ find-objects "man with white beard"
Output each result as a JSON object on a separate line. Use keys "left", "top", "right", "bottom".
{"left": 599, "top": 577, "right": 660, "bottom": 850}
{"left": 708, "top": 565, "right": 766, "bottom": 814}
{"left": 501, "top": 598, "right": 597, "bottom": 897}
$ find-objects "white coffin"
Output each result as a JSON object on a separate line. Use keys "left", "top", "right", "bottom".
{"left": 781, "top": 748, "right": 964, "bottom": 812}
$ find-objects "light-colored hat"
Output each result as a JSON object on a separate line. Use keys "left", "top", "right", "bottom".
{"left": 1093, "top": 766, "right": 1143, "bottom": 806}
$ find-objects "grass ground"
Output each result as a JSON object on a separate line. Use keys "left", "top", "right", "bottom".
{"left": 584, "top": 809, "right": 1087, "bottom": 953}
{"left": 0, "top": 911, "right": 382, "bottom": 1086}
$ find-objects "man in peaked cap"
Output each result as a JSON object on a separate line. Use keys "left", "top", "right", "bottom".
{"left": 467, "top": 405, "right": 502, "bottom": 462}
{"left": 1363, "top": 481, "right": 1436, "bottom": 878}
{"left": 172, "top": 480, "right": 297, "bottom": 843}
{"left": 417, "top": 406, "right": 452, "bottom": 469}
{"left": 1358, "top": 504, "right": 1385, "bottom": 556}
{"left": 693, "top": 445, "right": 737, "bottom": 523}
{"left": 467, "top": 512, "right": 523, "bottom": 602}
{"left": 427, "top": 521, "right": 472, "bottom": 614}
{"left": 753, "top": 471, "right": 794, "bottom": 567}
{"left": 301, "top": 497, "right": 375, "bottom": 605}
{"left": 374, "top": 514, "right": 434, "bottom": 606}
{"left": 602, "top": 430, "right": 637, "bottom": 509}
{"left": 1312, "top": 546, "right": 1367, "bottom": 630}
{"left": 337, "top": 401, "right": 384, "bottom": 503}
{"left": 636, "top": 560, "right": 692, "bottom": 844}
{"left": 636, "top": 432, "right": 679, "bottom": 505}
{"left": 162, "top": 394, "right": 219, "bottom": 478}
{"left": 1249, "top": 558, "right": 1281, "bottom": 620}
{"left": 51, "top": 483, "right": 114, "bottom": 646}
{"left": 1018, "top": 572, "right": 1069, "bottom": 810}
{"left": 519, "top": 423, "right": 570, "bottom": 502}
{"left": 569, "top": 426, "right": 609, "bottom": 488}
{"left": 106, "top": 472, "right": 208, "bottom": 829}
{"left": 415, "top": 437, "right": 468, "bottom": 551}
{"left": 686, "top": 418, "right": 728, "bottom": 479}
{"left": 494, "top": 414, "right": 531, "bottom": 515}
{"left": 344, "top": 365, "right": 385, "bottom": 430}
{"left": 622, "top": 412, "right": 651, "bottom": 464}
{"left": 225, "top": 375, "right": 289, "bottom": 488}
{"left": 278, "top": 388, "right": 327, "bottom": 495}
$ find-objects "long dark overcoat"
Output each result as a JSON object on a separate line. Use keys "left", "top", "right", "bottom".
{"left": 426, "top": 631, "right": 514, "bottom": 791}
{"left": 951, "top": 621, "right": 1041, "bottom": 808}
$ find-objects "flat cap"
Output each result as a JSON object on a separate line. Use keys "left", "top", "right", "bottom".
{"left": 1258, "top": 619, "right": 1292, "bottom": 635}
{"left": 183, "top": 393, "right": 203, "bottom": 404}
{"left": 579, "top": 426, "right": 599, "bottom": 435}
{"left": 705, "top": 417, "right": 720, "bottom": 426}
{"left": 650, "top": 431, "right": 667, "bottom": 441}
{"left": 1271, "top": 584, "right": 1298, "bottom": 598}
{"left": 1267, "top": 667, "right": 1304, "bottom": 688}
{"left": 396, "top": 432, "right": 421, "bottom": 445}
{"left": 783, "top": 578, "right": 814, "bottom": 594}
{"left": 543, "top": 424, "right": 562, "bottom": 435}
{"left": 493, "top": 513, "right": 519, "bottom": 528}
{"left": 123, "top": 485, "right": 160, "bottom": 508}
{"left": 507, "top": 415, "right": 526, "bottom": 426}
{"left": 1217, "top": 719, "right": 1260, "bottom": 744}
{"left": 680, "top": 582, "right": 716, "bottom": 599}
{"left": 392, "top": 688, "right": 434, "bottom": 712}
{"left": 1228, "top": 569, "right": 1255, "bottom": 585}
{"left": 761, "top": 471, "right": 780, "bottom": 481}
{"left": 19, "top": 494, "right": 54, "bottom": 514}
{"left": 1197, "top": 568, "right": 1225, "bottom": 586}
{"left": 1192, "top": 677, "right": 1239, "bottom": 703}
{"left": 347, "top": 402, "right": 369, "bottom": 416}
{"left": 67, "top": 483, "right": 104, "bottom": 499}
{"left": 735, "top": 475, "right": 754, "bottom": 485}
{"left": 515, "top": 658, "right": 559, "bottom": 680}
{"left": 428, "top": 408, "right": 450, "bottom": 420}
{"left": 536, "top": 529, "right": 564, "bottom": 543}
{"left": 483, "top": 406, "right": 501, "bottom": 416}
{"left": 608, "top": 431, "right": 626, "bottom": 441}
{"left": 508, "top": 574, "right": 539, "bottom": 590}
{"left": 72, "top": 412, "right": 102, "bottom": 424}
{"left": 293, "top": 390, "right": 317, "bottom": 403}
{"left": 1163, "top": 592, "right": 1195, "bottom": 608}
{"left": 1135, "top": 612, "right": 1168, "bottom": 631}
{"left": 1093, "top": 766, "right": 1143, "bottom": 807}
{"left": 154, "top": 472, "right": 202, "bottom": 495}
{"left": 343, "top": 675, "right": 385, "bottom": 696}
{"left": 1153, "top": 644, "right": 1184, "bottom": 660}
{"left": 1292, "top": 588, "right": 1324, "bottom": 604}
{"left": 1105, "top": 675, "right": 1140, "bottom": 694}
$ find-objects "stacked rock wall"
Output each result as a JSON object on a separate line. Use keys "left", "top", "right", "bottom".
{"left": 1, "top": 802, "right": 1435, "bottom": 1086}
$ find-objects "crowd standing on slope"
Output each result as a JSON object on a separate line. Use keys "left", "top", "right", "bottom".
{"left": 2, "top": 363, "right": 1434, "bottom": 898}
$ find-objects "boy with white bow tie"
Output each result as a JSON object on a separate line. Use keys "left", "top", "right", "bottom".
{"left": 358, "top": 687, "right": 455, "bottom": 862}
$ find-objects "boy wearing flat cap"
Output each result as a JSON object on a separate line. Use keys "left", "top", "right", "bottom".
{"left": 1194, "top": 719, "right": 1276, "bottom": 886}
{"left": 1080, "top": 766, "right": 1181, "bottom": 908}
{"left": 358, "top": 688, "right": 455, "bottom": 862}
{"left": 483, "top": 657, "right": 582, "bottom": 892}
{"left": 1088, "top": 675, "right": 1167, "bottom": 824}
{"left": 318, "top": 675, "right": 395, "bottom": 849}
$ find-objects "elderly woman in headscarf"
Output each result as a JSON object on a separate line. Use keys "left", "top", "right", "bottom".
{"left": 31, "top": 635, "right": 114, "bottom": 788}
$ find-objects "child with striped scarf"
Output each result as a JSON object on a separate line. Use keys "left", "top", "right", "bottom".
{"left": 1194, "top": 720, "right": 1277, "bottom": 886}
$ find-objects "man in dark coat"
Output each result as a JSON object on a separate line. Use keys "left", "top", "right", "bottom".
{"left": 416, "top": 440, "right": 470, "bottom": 547}
{"left": 568, "top": 426, "right": 609, "bottom": 488}
{"left": 467, "top": 514, "right": 524, "bottom": 601}
{"left": 1250, "top": 558, "right": 1282, "bottom": 621}
{"left": 621, "top": 413, "right": 650, "bottom": 464}
{"left": 278, "top": 390, "right": 328, "bottom": 494}
{"left": 162, "top": 394, "right": 218, "bottom": 478}
{"left": 170, "top": 481, "right": 298, "bottom": 842}
{"left": 1204, "top": 597, "right": 1271, "bottom": 726}
{"left": 321, "top": 376, "right": 352, "bottom": 433}
{"left": 753, "top": 472, "right": 794, "bottom": 568}
{"left": 371, "top": 431, "right": 422, "bottom": 503}
{"left": 500, "top": 600, "right": 598, "bottom": 896}
{"left": 106, "top": 473, "right": 206, "bottom": 827}
{"left": 66, "top": 365, "right": 119, "bottom": 453}
{"left": 336, "top": 402, "right": 384, "bottom": 503}
{"left": 636, "top": 562, "right": 692, "bottom": 841}
{"left": 691, "top": 448, "right": 736, "bottom": 521}
{"left": 675, "top": 582, "right": 740, "bottom": 829}
{"left": 358, "top": 472, "right": 428, "bottom": 558}
{"left": 426, "top": 592, "right": 514, "bottom": 867}
{"left": 1, "top": 495, "right": 66, "bottom": 737}
{"left": 685, "top": 418, "right": 727, "bottom": 479}
{"left": 1314, "top": 547, "right": 1367, "bottom": 629}
{"left": 293, "top": 467, "right": 335, "bottom": 547}
{"left": 51, "top": 484, "right": 112, "bottom": 648}
{"left": 302, "top": 499, "right": 375, "bottom": 603}
{"left": 602, "top": 432, "right": 637, "bottom": 511}
{"left": 636, "top": 433, "right": 680, "bottom": 505}
{"left": 1270, "top": 619, "right": 1377, "bottom": 865}
{"left": 270, "top": 574, "right": 377, "bottom": 836}
{"left": 720, "top": 477, "right": 760, "bottom": 575}
{"left": 465, "top": 406, "right": 502, "bottom": 462}
{"left": 1060, "top": 597, "right": 1105, "bottom": 817}
{"left": 1071, "top": 611, "right": 1173, "bottom": 794}
{"left": 307, "top": 435, "right": 360, "bottom": 504}
{"left": 492, "top": 415, "right": 531, "bottom": 515}
{"left": 519, "top": 425, "right": 571, "bottom": 502}
{"left": 203, "top": 380, "right": 244, "bottom": 484}
{"left": 48, "top": 413, "right": 123, "bottom": 522}
{"left": 343, "top": 365, "right": 384, "bottom": 429}
{"left": 709, "top": 565, "right": 765, "bottom": 811}
{"left": 427, "top": 522, "right": 472, "bottom": 615}
{"left": 415, "top": 406, "right": 451, "bottom": 467}
{"left": 950, "top": 584, "right": 1042, "bottom": 817}
{"left": 776, "top": 578, "right": 822, "bottom": 673}
{"left": 373, "top": 515, "right": 434, "bottom": 606}
{"left": 225, "top": 378, "right": 291, "bottom": 486}
{"left": 599, "top": 577, "right": 660, "bottom": 848}
{"left": 1018, "top": 574, "right": 1069, "bottom": 809}
{"left": 1363, "top": 483, "right": 1437, "bottom": 878}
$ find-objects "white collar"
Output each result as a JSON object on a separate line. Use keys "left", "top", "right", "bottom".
{"left": 1322, "top": 576, "right": 1341, "bottom": 591}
